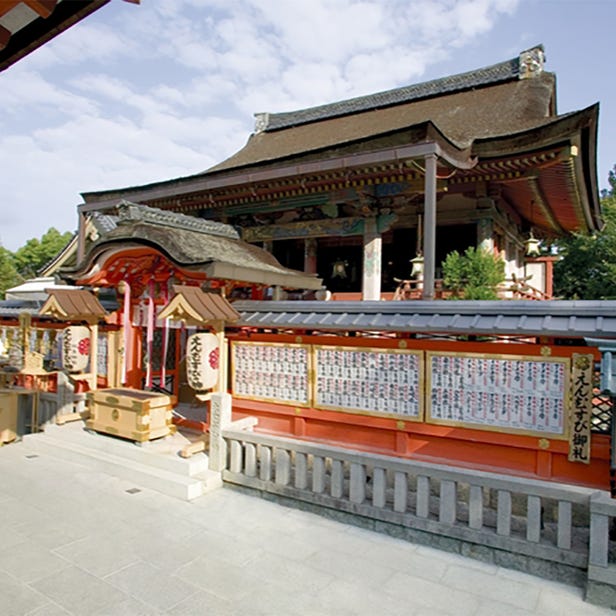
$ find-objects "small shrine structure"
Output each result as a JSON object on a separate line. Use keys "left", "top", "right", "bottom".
{"left": 51, "top": 201, "right": 320, "bottom": 397}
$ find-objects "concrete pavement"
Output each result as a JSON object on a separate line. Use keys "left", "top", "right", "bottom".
{"left": 0, "top": 440, "right": 611, "bottom": 615}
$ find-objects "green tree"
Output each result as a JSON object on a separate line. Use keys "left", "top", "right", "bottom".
{"left": 13, "top": 227, "right": 72, "bottom": 279}
{"left": 0, "top": 246, "right": 20, "bottom": 299}
{"left": 553, "top": 167, "right": 616, "bottom": 299}
{"left": 442, "top": 246, "right": 505, "bottom": 300}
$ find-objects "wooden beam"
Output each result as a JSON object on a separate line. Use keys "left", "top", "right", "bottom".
{"left": 0, "top": 25, "right": 11, "bottom": 50}
{"left": 24, "top": 0, "right": 57, "bottom": 19}
{"left": 0, "top": 2, "right": 22, "bottom": 19}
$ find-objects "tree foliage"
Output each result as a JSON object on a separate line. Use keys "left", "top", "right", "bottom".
{"left": 0, "top": 246, "right": 20, "bottom": 299}
{"left": 12, "top": 227, "right": 72, "bottom": 280}
{"left": 0, "top": 227, "right": 72, "bottom": 299}
{"left": 442, "top": 246, "right": 505, "bottom": 300}
{"left": 553, "top": 167, "right": 616, "bottom": 300}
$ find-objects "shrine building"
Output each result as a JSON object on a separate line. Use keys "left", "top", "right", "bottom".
{"left": 0, "top": 44, "right": 610, "bottom": 491}
{"left": 4, "top": 42, "right": 616, "bottom": 608}
{"left": 73, "top": 44, "right": 600, "bottom": 301}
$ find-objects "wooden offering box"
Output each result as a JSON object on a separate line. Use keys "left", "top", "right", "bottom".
{"left": 86, "top": 388, "right": 177, "bottom": 442}
{"left": 0, "top": 388, "right": 35, "bottom": 443}
{"left": 0, "top": 389, "right": 19, "bottom": 443}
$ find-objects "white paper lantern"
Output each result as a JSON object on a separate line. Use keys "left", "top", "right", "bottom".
{"left": 62, "top": 326, "right": 90, "bottom": 373}
{"left": 186, "top": 332, "right": 219, "bottom": 390}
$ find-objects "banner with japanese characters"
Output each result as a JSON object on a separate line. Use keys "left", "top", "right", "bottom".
{"left": 62, "top": 325, "right": 90, "bottom": 373}
{"left": 186, "top": 333, "right": 219, "bottom": 391}
{"left": 231, "top": 342, "right": 310, "bottom": 406}
{"left": 427, "top": 352, "right": 570, "bottom": 437}
{"left": 314, "top": 345, "right": 423, "bottom": 419}
{"left": 568, "top": 353, "right": 594, "bottom": 463}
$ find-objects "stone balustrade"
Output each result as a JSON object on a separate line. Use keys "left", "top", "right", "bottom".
{"left": 586, "top": 491, "right": 616, "bottom": 607}
{"left": 222, "top": 427, "right": 616, "bottom": 607}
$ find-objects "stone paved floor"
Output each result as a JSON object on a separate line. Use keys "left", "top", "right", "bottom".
{"left": 0, "top": 441, "right": 612, "bottom": 615}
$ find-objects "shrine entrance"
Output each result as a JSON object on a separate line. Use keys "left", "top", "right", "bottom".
{"left": 137, "top": 324, "right": 180, "bottom": 396}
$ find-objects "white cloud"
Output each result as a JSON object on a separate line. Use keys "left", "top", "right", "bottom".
{"left": 246, "top": 0, "right": 389, "bottom": 64}
{"left": 22, "top": 21, "right": 137, "bottom": 71}
{"left": 398, "top": 0, "right": 519, "bottom": 47}
{"left": 0, "top": 68, "right": 98, "bottom": 118}
{"left": 0, "top": 0, "right": 523, "bottom": 251}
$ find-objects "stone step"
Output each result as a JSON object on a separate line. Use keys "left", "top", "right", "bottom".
{"left": 22, "top": 430, "right": 221, "bottom": 501}
{"left": 40, "top": 422, "right": 209, "bottom": 477}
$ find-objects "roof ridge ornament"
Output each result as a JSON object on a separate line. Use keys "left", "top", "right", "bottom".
{"left": 518, "top": 45, "right": 545, "bottom": 79}
{"left": 254, "top": 112, "right": 270, "bottom": 133}
{"left": 115, "top": 200, "right": 240, "bottom": 239}
{"left": 116, "top": 200, "right": 240, "bottom": 240}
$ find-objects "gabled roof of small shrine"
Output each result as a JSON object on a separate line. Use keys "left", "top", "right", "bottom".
{"left": 39, "top": 289, "right": 107, "bottom": 322}
{"left": 159, "top": 285, "right": 240, "bottom": 326}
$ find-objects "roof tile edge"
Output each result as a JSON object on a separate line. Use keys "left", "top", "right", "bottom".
{"left": 115, "top": 200, "right": 240, "bottom": 239}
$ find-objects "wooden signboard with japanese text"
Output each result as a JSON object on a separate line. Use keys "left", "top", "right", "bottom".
{"left": 313, "top": 345, "right": 423, "bottom": 419}
{"left": 426, "top": 351, "right": 570, "bottom": 438}
{"left": 231, "top": 341, "right": 311, "bottom": 406}
{"left": 568, "top": 353, "right": 593, "bottom": 463}
{"left": 230, "top": 341, "right": 582, "bottom": 439}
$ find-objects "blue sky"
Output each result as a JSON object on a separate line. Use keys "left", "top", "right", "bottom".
{"left": 1, "top": 0, "right": 614, "bottom": 251}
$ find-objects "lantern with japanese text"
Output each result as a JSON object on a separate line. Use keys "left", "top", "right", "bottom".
{"left": 186, "top": 332, "right": 219, "bottom": 390}
{"left": 62, "top": 326, "right": 90, "bottom": 373}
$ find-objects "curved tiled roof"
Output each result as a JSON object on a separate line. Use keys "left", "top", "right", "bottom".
{"left": 63, "top": 203, "right": 323, "bottom": 290}
{"left": 209, "top": 74, "right": 555, "bottom": 173}
{"left": 74, "top": 47, "right": 599, "bottom": 235}
{"left": 82, "top": 46, "right": 554, "bottom": 200}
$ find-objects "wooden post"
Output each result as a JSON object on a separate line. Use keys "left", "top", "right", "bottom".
{"left": 304, "top": 238, "right": 318, "bottom": 274}
{"left": 89, "top": 322, "right": 98, "bottom": 390}
{"left": 422, "top": 153, "right": 437, "bottom": 300}
{"left": 362, "top": 217, "right": 382, "bottom": 301}
{"left": 215, "top": 321, "right": 226, "bottom": 394}
{"left": 77, "top": 211, "right": 86, "bottom": 264}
